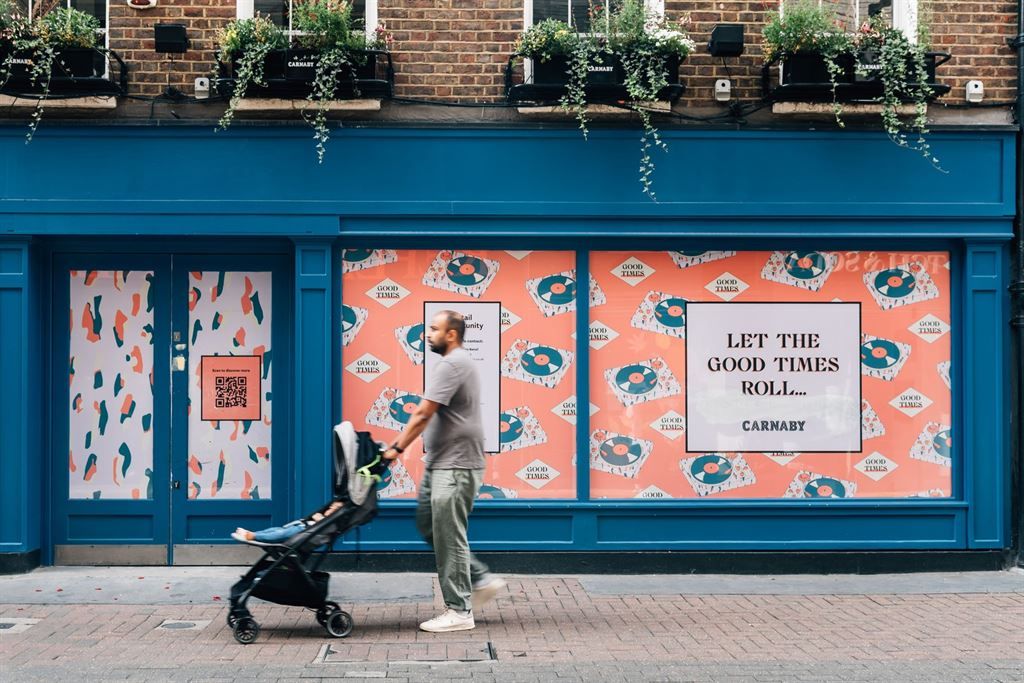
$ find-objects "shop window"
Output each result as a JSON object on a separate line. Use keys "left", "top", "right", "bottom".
{"left": 341, "top": 250, "right": 578, "bottom": 500}
{"left": 588, "top": 251, "right": 952, "bottom": 500}
{"left": 236, "top": 0, "right": 378, "bottom": 42}
{"left": 22, "top": 0, "right": 108, "bottom": 48}
{"left": 527, "top": 0, "right": 665, "bottom": 32}
{"left": 789, "top": 0, "right": 920, "bottom": 42}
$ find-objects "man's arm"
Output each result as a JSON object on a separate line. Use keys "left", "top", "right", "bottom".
{"left": 382, "top": 398, "right": 441, "bottom": 460}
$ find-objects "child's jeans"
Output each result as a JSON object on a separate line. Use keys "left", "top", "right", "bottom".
{"left": 252, "top": 520, "right": 305, "bottom": 543}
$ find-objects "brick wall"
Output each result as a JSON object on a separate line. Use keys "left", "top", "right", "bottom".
{"left": 89, "top": 0, "right": 1020, "bottom": 109}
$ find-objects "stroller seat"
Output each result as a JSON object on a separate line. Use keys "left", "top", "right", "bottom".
{"left": 225, "top": 421, "right": 389, "bottom": 644}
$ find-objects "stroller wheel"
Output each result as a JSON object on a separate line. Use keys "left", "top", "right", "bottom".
{"left": 227, "top": 608, "right": 249, "bottom": 629}
{"left": 317, "top": 601, "right": 340, "bottom": 627}
{"left": 325, "top": 609, "right": 353, "bottom": 638}
{"left": 233, "top": 617, "right": 260, "bottom": 644}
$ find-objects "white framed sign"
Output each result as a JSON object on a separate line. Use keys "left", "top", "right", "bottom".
{"left": 424, "top": 301, "right": 502, "bottom": 453}
{"left": 685, "top": 302, "right": 862, "bottom": 453}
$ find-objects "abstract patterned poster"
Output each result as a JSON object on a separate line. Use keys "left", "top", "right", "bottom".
{"left": 187, "top": 271, "right": 273, "bottom": 500}
{"left": 341, "top": 250, "right": 577, "bottom": 499}
{"left": 68, "top": 270, "right": 155, "bottom": 500}
{"left": 589, "top": 251, "right": 953, "bottom": 500}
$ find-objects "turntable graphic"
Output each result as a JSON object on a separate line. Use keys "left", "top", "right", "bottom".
{"left": 341, "top": 305, "right": 358, "bottom": 333}
{"left": 342, "top": 249, "right": 373, "bottom": 264}
{"left": 860, "top": 338, "right": 903, "bottom": 369}
{"left": 537, "top": 274, "right": 576, "bottom": 306}
{"left": 872, "top": 267, "right": 917, "bottom": 298}
{"left": 405, "top": 323, "right": 425, "bottom": 353}
{"left": 689, "top": 454, "right": 733, "bottom": 485}
{"left": 500, "top": 413, "right": 524, "bottom": 445}
{"left": 615, "top": 364, "right": 658, "bottom": 394}
{"left": 446, "top": 255, "right": 489, "bottom": 286}
{"left": 784, "top": 251, "right": 828, "bottom": 280}
{"left": 932, "top": 429, "right": 952, "bottom": 460}
{"left": 803, "top": 476, "right": 848, "bottom": 498}
{"left": 599, "top": 436, "right": 644, "bottom": 467}
{"left": 677, "top": 251, "right": 707, "bottom": 257}
{"left": 388, "top": 394, "right": 421, "bottom": 425}
{"left": 521, "top": 345, "right": 564, "bottom": 377}
{"left": 653, "top": 297, "right": 687, "bottom": 328}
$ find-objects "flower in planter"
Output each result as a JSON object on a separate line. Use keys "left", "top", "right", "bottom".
{"left": 214, "top": 14, "right": 287, "bottom": 131}
{"left": 514, "top": 0, "right": 695, "bottom": 200}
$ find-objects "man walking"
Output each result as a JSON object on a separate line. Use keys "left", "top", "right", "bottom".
{"left": 383, "top": 309, "right": 506, "bottom": 632}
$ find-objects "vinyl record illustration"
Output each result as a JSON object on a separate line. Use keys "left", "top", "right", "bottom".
{"left": 873, "top": 268, "right": 917, "bottom": 298}
{"left": 677, "top": 251, "right": 707, "bottom": 257}
{"left": 784, "top": 251, "right": 827, "bottom": 280}
{"left": 376, "top": 467, "right": 393, "bottom": 490}
{"left": 341, "top": 305, "right": 358, "bottom": 333}
{"left": 500, "top": 413, "right": 524, "bottom": 444}
{"left": 860, "top": 339, "right": 902, "bottom": 369}
{"left": 615, "top": 364, "right": 658, "bottom": 394}
{"left": 537, "top": 274, "right": 576, "bottom": 305}
{"left": 446, "top": 255, "right": 489, "bottom": 286}
{"left": 405, "top": 323, "right": 425, "bottom": 353}
{"left": 804, "top": 476, "right": 847, "bottom": 498}
{"left": 654, "top": 297, "right": 687, "bottom": 328}
{"left": 599, "top": 436, "right": 643, "bottom": 467}
{"left": 690, "top": 454, "right": 733, "bottom": 485}
{"left": 521, "top": 346, "right": 564, "bottom": 377}
{"left": 477, "top": 484, "right": 508, "bottom": 499}
{"left": 932, "top": 429, "right": 952, "bottom": 459}
{"left": 388, "top": 394, "right": 421, "bottom": 425}
{"left": 342, "top": 249, "right": 373, "bottom": 263}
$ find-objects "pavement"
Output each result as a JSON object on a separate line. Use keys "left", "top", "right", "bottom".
{"left": 1, "top": 567, "right": 1023, "bottom": 682}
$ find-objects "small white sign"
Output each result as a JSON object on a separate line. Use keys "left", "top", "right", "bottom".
{"left": 505, "top": 251, "right": 532, "bottom": 260}
{"left": 763, "top": 452, "right": 801, "bottom": 466}
{"left": 650, "top": 410, "right": 687, "bottom": 441}
{"left": 908, "top": 314, "right": 950, "bottom": 344}
{"left": 344, "top": 352, "right": 390, "bottom": 384}
{"left": 500, "top": 306, "right": 521, "bottom": 332}
{"left": 854, "top": 451, "right": 899, "bottom": 481}
{"left": 686, "top": 302, "right": 862, "bottom": 452}
{"left": 424, "top": 302, "right": 501, "bottom": 452}
{"left": 704, "top": 272, "right": 749, "bottom": 301}
{"left": 890, "top": 388, "right": 932, "bottom": 417}
{"left": 551, "top": 395, "right": 598, "bottom": 426}
{"left": 635, "top": 485, "right": 671, "bottom": 499}
{"left": 589, "top": 320, "right": 619, "bottom": 349}
{"left": 366, "top": 278, "right": 410, "bottom": 308}
{"left": 515, "top": 459, "right": 560, "bottom": 489}
{"left": 611, "top": 256, "right": 655, "bottom": 286}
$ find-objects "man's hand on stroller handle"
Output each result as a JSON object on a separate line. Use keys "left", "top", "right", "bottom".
{"left": 384, "top": 398, "right": 441, "bottom": 459}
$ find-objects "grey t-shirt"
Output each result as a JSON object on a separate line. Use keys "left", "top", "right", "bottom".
{"left": 422, "top": 346, "right": 486, "bottom": 470}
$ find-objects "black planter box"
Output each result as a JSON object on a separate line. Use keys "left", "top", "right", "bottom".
{"left": 218, "top": 47, "right": 390, "bottom": 99}
{"left": 508, "top": 52, "right": 684, "bottom": 104}
{"left": 1, "top": 46, "right": 122, "bottom": 96}
{"left": 768, "top": 50, "right": 951, "bottom": 103}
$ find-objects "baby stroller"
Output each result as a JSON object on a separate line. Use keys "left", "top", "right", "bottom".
{"left": 227, "top": 422, "right": 388, "bottom": 644}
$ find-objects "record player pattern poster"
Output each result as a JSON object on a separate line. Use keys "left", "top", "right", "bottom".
{"left": 590, "top": 251, "right": 952, "bottom": 500}
{"left": 341, "top": 249, "right": 577, "bottom": 499}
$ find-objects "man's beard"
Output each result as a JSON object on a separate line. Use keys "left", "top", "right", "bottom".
{"left": 428, "top": 338, "right": 447, "bottom": 355}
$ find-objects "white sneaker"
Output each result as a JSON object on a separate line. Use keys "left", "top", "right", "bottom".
{"left": 471, "top": 576, "right": 507, "bottom": 608}
{"left": 419, "top": 609, "right": 475, "bottom": 633}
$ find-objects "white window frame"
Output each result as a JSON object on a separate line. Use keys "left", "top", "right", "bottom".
{"left": 236, "top": 0, "right": 378, "bottom": 44}
{"left": 779, "top": 0, "right": 918, "bottom": 43}
{"left": 24, "top": 0, "right": 110, "bottom": 50}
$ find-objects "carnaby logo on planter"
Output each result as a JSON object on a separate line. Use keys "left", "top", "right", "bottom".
{"left": 704, "top": 272, "right": 749, "bottom": 301}
{"left": 344, "top": 352, "right": 391, "bottom": 384}
{"left": 501, "top": 306, "right": 521, "bottom": 332}
{"left": 366, "top": 278, "right": 410, "bottom": 308}
{"left": 611, "top": 256, "right": 655, "bottom": 286}
{"left": 764, "top": 452, "right": 800, "bottom": 466}
{"left": 551, "top": 395, "right": 599, "bottom": 425}
{"left": 589, "top": 320, "right": 619, "bottom": 349}
{"left": 889, "top": 388, "right": 932, "bottom": 417}
{"left": 515, "top": 459, "right": 560, "bottom": 489}
{"left": 650, "top": 410, "right": 686, "bottom": 441}
{"left": 854, "top": 451, "right": 898, "bottom": 481}
{"left": 635, "top": 484, "right": 671, "bottom": 499}
{"left": 908, "top": 314, "right": 950, "bottom": 344}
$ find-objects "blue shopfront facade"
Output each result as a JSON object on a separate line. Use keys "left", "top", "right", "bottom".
{"left": 0, "top": 124, "right": 1015, "bottom": 570}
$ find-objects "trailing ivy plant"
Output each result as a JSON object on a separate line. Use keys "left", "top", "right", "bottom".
{"left": 214, "top": 15, "right": 287, "bottom": 132}
{"left": 515, "top": 0, "right": 694, "bottom": 199}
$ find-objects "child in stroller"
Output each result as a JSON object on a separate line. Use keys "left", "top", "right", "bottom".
{"left": 226, "top": 422, "right": 388, "bottom": 644}
{"left": 231, "top": 500, "right": 345, "bottom": 543}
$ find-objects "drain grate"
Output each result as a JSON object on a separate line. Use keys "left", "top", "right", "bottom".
{"left": 319, "top": 641, "right": 497, "bottom": 664}
{"left": 157, "top": 619, "right": 210, "bottom": 631}
{"left": 0, "top": 619, "right": 40, "bottom": 634}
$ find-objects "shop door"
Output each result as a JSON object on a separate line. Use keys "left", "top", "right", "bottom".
{"left": 53, "top": 254, "right": 289, "bottom": 565}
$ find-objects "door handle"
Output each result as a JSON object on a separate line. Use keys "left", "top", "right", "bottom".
{"left": 172, "top": 480, "right": 181, "bottom": 490}
{"left": 173, "top": 355, "right": 187, "bottom": 372}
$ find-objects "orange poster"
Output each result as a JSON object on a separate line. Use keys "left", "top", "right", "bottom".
{"left": 201, "top": 355, "right": 262, "bottom": 421}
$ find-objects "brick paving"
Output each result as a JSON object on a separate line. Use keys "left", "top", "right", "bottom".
{"left": 1, "top": 575, "right": 1023, "bottom": 681}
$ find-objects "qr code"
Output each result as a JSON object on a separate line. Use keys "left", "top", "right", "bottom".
{"left": 215, "top": 376, "right": 247, "bottom": 408}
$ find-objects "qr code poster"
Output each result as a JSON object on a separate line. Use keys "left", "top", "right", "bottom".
{"left": 201, "top": 355, "right": 262, "bottom": 421}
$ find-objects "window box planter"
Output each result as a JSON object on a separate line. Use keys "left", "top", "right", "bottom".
{"left": 764, "top": 50, "right": 951, "bottom": 103}
{"left": 0, "top": 47, "right": 126, "bottom": 96}
{"left": 506, "top": 53, "right": 685, "bottom": 104}
{"left": 215, "top": 48, "right": 393, "bottom": 100}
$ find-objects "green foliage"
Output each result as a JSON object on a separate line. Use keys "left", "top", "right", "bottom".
{"left": 215, "top": 15, "right": 287, "bottom": 131}
{"left": 516, "top": 18, "right": 583, "bottom": 62}
{"left": 761, "top": 0, "right": 852, "bottom": 64}
{"left": 36, "top": 7, "right": 99, "bottom": 48}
